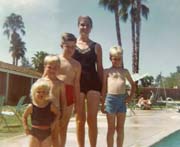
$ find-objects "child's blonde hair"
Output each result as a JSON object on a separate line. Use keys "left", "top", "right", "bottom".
{"left": 44, "top": 55, "right": 60, "bottom": 66}
{"left": 109, "top": 45, "right": 123, "bottom": 58}
{"left": 30, "top": 80, "right": 50, "bottom": 103}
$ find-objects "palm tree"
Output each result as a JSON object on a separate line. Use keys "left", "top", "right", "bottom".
{"left": 21, "top": 56, "right": 32, "bottom": 68}
{"left": 120, "top": 0, "right": 149, "bottom": 73}
{"left": 15, "top": 40, "right": 27, "bottom": 65}
{"left": 177, "top": 66, "right": 180, "bottom": 73}
{"left": 31, "top": 51, "right": 49, "bottom": 73}
{"left": 9, "top": 32, "right": 26, "bottom": 65}
{"left": 99, "top": 0, "right": 122, "bottom": 46}
{"left": 3, "top": 13, "right": 26, "bottom": 65}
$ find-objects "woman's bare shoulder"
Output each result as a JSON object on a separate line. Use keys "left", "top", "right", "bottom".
{"left": 94, "top": 42, "right": 102, "bottom": 51}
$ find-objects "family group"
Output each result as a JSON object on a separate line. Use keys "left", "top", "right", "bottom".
{"left": 22, "top": 15, "right": 136, "bottom": 147}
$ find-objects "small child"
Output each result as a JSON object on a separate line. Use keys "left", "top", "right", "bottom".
{"left": 40, "top": 55, "right": 66, "bottom": 147}
{"left": 101, "top": 46, "right": 136, "bottom": 147}
{"left": 22, "top": 80, "right": 59, "bottom": 147}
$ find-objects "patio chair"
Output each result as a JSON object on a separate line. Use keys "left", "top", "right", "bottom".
{"left": 134, "top": 91, "right": 165, "bottom": 110}
{"left": 7, "top": 95, "right": 27, "bottom": 123}
{"left": 15, "top": 95, "right": 27, "bottom": 115}
{"left": 148, "top": 91, "right": 166, "bottom": 109}
{"left": 0, "top": 96, "right": 14, "bottom": 131}
{"left": 127, "top": 98, "right": 137, "bottom": 115}
{"left": 165, "top": 97, "right": 179, "bottom": 111}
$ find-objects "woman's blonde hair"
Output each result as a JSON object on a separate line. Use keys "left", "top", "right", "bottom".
{"left": 109, "top": 45, "right": 123, "bottom": 58}
{"left": 30, "top": 80, "right": 50, "bottom": 103}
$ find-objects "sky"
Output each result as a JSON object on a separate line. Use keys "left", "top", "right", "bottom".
{"left": 0, "top": 0, "right": 180, "bottom": 78}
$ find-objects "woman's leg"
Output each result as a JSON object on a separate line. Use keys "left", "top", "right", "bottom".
{"left": 86, "top": 90, "right": 100, "bottom": 147}
{"left": 76, "top": 92, "right": 86, "bottom": 147}
{"left": 116, "top": 113, "right": 126, "bottom": 147}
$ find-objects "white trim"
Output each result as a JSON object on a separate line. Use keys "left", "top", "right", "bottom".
{"left": 5, "top": 73, "right": 9, "bottom": 103}
{"left": 0, "top": 68, "right": 40, "bottom": 79}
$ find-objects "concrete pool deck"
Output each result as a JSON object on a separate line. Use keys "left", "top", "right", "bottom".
{"left": 0, "top": 109, "right": 180, "bottom": 147}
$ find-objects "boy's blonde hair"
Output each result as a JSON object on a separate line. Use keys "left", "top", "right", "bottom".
{"left": 44, "top": 55, "right": 60, "bottom": 66}
{"left": 109, "top": 46, "right": 123, "bottom": 58}
{"left": 30, "top": 80, "right": 50, "bottom": 103}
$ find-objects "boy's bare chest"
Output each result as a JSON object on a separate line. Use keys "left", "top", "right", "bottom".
{"left": 108, "top": 71, "right": 125, "bottom": 80}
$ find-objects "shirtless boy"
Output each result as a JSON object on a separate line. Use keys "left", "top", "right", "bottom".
{"left": 57, "top": 33, "right": 81, "bottom": 147}
{"left": 40, "top": 55, "right": 66, "bottom": 147}
{"left": 101, "top": 46, "right": 136, "bottom": 147}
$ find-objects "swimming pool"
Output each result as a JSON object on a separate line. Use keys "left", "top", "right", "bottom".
{"left": 151, "top": 130, "right": 180, "bottom": 147}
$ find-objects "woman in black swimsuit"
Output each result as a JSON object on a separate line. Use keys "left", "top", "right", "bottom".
{"left": 73, "top": 16, "right": 103, "bottom": 147}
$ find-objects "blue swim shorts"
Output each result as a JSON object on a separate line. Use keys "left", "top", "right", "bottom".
{"left": 105, "top": 94, "right": 127, "bottom": 114}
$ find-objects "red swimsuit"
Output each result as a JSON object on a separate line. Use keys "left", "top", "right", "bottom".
{"left": 65, "top": 84, "right": 75, "bottom": 106}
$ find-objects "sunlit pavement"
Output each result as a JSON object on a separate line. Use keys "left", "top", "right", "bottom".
{"left": 1, "top": 109, "right": 180, "bottom": 147}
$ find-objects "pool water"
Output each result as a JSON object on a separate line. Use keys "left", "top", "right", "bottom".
{"left": 151, "top": 130, "right": 180, "bottom": 147}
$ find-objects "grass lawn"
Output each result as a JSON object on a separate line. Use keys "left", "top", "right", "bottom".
{"left": 0, "top": 115, "right": 24, "bottom": 140}
{"left": 0, "top": 106, "right": 27, "bottom": 140}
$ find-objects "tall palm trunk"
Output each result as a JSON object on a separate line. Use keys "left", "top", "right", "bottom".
{"left": 11, "top": 51, "right": 16, "bottom": 65}
{"left": 135, "top": 0, "right": 141, "bottom": 73}
{"left": 15, "top": 58, "right": 18, "bottom": 66}
{"left": 114, "top": 5, "right": 122, "bottom": 46}
{"left": 131, "top": 17, "right": 136, "bottom": 73}
{"left": 12, "top": 57, "right": 15, "bottom": 65}
{"left": 133, "top": 0, "right": 141, "bottom": 90}
{"left": 114, "top": 4, "right": 124, "bottom": 67}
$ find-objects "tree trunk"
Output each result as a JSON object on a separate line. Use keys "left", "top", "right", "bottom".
{"left": 15, "top": 58, "right": 18, "bottom": 66}
{"left": 114, "top": 4, "right": 124, "bottom": 68}
{"left": 114, "top": 6, "right": 122, "bottom": 46}
{"left": 12, "top": 57, "right": 15, "bottom": 65}
{"left": 131, "top": 18, "right": 136, "bottom": 73}
{"left": 135, "top": 0, "right": 141, "bottom": 74}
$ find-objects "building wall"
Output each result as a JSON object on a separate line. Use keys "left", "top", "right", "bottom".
{"left": 140, "top": 87, "right": 180, "bottom": 100}
{"left": 7, "top": 74, "right": 32, "bottom": 105}
{"left": 0, "top": 72, "right": 6, "bottom": 96}
{"left": 0, "top": 70, "right": 39, "bottom": 105}
{"left": 0, "top": 61, "right": 41, "bottom": 105}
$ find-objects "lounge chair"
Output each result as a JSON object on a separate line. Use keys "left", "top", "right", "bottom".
{"left": 165, "top": 97, "right": 179, "bottom": 111}
{"left": 148, "top": 91, "right": 166, "bottom": 109}
{"left": 0, "top": 96, "right": 13, "bottom": 130}
{"left": 7, "top": 95, "right": 27, "bottom": 123}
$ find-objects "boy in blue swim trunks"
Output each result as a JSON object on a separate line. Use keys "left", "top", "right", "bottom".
{"left": 101, "top": 46, "right": 136, "bottom": 147}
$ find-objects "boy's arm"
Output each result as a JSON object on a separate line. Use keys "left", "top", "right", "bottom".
{"left": 60, "top": 82, "right": 66, "bottom": 117}
{"left": 74, "top": 62, "right": 81, "bottom": 113}
{"left": 50, "top": 103, "right": 59, "bottom": 130}
{"left": 125, "top": 69, "right": 136, "bottom": 103}
{"left": 101, "top": 69, "right": 107, "bottom": 113}
{"left": 22, "top": 104, "right": 32, "bottom": 135}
